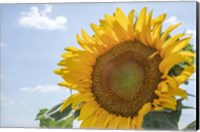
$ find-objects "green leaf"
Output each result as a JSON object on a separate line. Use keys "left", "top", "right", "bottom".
{"left": 39, "top": 117, "right": 74, "bottom": 128}
{"left": 165, "top": 34, "right": 171, "bottom": 41}
{"left": 35, "top": 108, "right": 48, "bottom": 120}
{"left": 46, "top": 102, "right": 62, "bottom": 114}
{"left": 169, "top": 42, "right": 195, "bottom": 78}
{"left": 181, "top": 105, "right": 195, "bottom": 109}
{"left": 183, "top": 80, "right": 189, "bottom": 85}
{"left": 142, "top": 100, "right": 182, "bottom": 130}
{"left": 39, "top": 118, "right": 56, "bottom": 128}
{"left": 56, "top": 120, "right": 68, "bottom": 128}
{"left": 50, "top": 104, "right": 72, "bottom": 121}
{"left": 170, "top": 64, "right": 184, "bottom": 76}
{"left": 55, "top": 116, "right": 74, "bottom": 128}
{"left": 187, "top": 93, "right": 196, "bottom": 97}
{"left": 183, "top": 120, "right": 196, "bottom": 130}
{"left": 36, "top": 102, "right": 75, "bottom": 128}
{"left": 183, "top": 44, "right": 194, "bottom": 52}
{"left": 74, "top": 109, "right": 80, "bottom": 118}
{"left": 70, "top": 89, "right": 72, "bottom": 95}
{"left": 65, "top": 115, "right": 74, "bottom": 128}
{"left": 178, "top": 98, "right": 195, "bottom": 109}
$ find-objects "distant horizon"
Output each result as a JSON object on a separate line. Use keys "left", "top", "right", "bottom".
{"left": 0, "top": 1, "right": 197, "bottom": 128}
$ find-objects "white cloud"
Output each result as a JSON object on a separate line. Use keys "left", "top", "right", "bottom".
{"left": 186, "top": 29, "right": 196, "bottom": 38}
{"left": 1, "top": 42, "right": 5, "bottom": 47}
{"left": 1, "top": 94, "right": 15, "bottom": 106}
{"left": 19, "top": 100, "right": 26, "bottom": 105}
{"left": 165, "top": 16, "right": 180, "bottom": 25}
{"left": 19, "top": 5, "right": 67, "bottom": 30}
{"left": 164, "top": 17, "right": 196, "bottom": 38}
{"left": 0, "top": 74, "right": 4, "bottom": 78}
{"left": 20, "top": 84, "right": 68, "bottom": 93}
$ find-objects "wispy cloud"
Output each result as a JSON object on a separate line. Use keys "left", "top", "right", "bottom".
{"left": 165, "top": 16, "right": 180, "bottom": 25}
{"left": 0, "top": 74, "right": 4, "bottom": 78}
{"left": 19, "top": 100, "right": 26, "bottom": 105}
{"left": 1, "top": 42, "right": 5, "bottom": 47}
{"left": 186, "top": 29, "right": 196, "bottom": 38}
{"left": 20, "top": 84, "right": 67, "bottom": 93}
{"left": 19, "top": 5, "right": 67, "bottom": 30}
{"left": 164, "top": 16, "right": 196, "bottom": 38}
{"left": 1, "top": 94, "right": 15, "bottom": 106}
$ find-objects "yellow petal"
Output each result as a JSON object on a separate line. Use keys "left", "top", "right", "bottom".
{"left": 91, "top": 23, "right": 117, "bottom": 47}
{"left": 158, "top": 76, "right": 178, "bottom": 93}
{"left": 165, "top": 76, "right": 178, "bottom": 89}
{"left": 89, "top": 114, "right": 98, "bottom": 128}
{"left": 144, "top": 10, "right": 153, "bottom": 45}
{"left": 118, "top": 117, "right": 131, "bottom": 129}
{"left": 158, "top": 97, "right": 177, "bottom": 105}
{"left": 101, "top": 114, "right": 112, "bottom": 128}
{"left": 131, "top": 118, "right": 136, "bottom": 129}
{"left": 80, "top": 111, "right": 98, "bottom": 128}
{"left": 66, "top": 51, "right": 96, "bottom": 66}
{"left": 76, "top": 34, "right": 95, "bottom": 53}
{"left": 54, "top": 69, "right": 61, "bottom": 74}
{"left": 155, "top": 90, "right": 173, "bottom": 99}
{"left": 112, "top": 21, "right": 129, "bottom": 41}
{"left": 138, "top": 102, "right": 152, "bottom": 116}
{"left": 78, "top": 101, "right": 99, "bottom": 120}
{"left": 127, "top": 24, "right": 135, "bottom": 40}
{"left": 104, "top": 14, "right": 115, "bottom": 27}
{"left": 72, "top": 92, "right": 94, "bottom": 110}
{"left": 101, "top": 16, "right": 120, "bottom": 43}
{"left": 174, "top": 66, "right": 195, "bottom": 85}
{"left": 135, "top": 7, "right": 147, "bottom": 32}
{"left": 163, "top": 37, "right": 191, "bottom": 57}
{"left": 145, "top": 10, "right": 153, "bottom": 25}
{"left": 80, "top": 114, "right": 94, "bottom": 128}
{"left": 136, "top": 103, "right": 153, "bottom": 129}
{"left": 127, "top": 10, "right": 135, "bottom": 39}
{"left": 64, "top": 59, "right": 93, "bottom": 74}
{"left": 135, "top": 116, "right": 144, "bottom": 129}
{"left": 81, "top": 29, "right": 96, "bottom": 44}
{"left": 65, "top": 46, "right": 80, "bottom": 52}
{"left": 107, "top": 115, "right": 121, "bottom": 129}
{"left": 114, "top": 7, "right": 128, "bottom": 31}
{"left": 128, "top": 10, "right": 135, "bottom": 24}
{"left": 178, "top": 51, "right": 195, "bottom": 57}
{"left": 154, "top": 99, "right": 176, "bottom": 110}
{"left": 159, "top": 52, "right": 193, "bottom": 78}
{"left": 160, "top": 23, "right": 182, "bottom": 42}
{"left": 169, "top": 88, "right": 188, "bottom": 99}
{"left": 162, "top": 102, "right": 176, "bottom": 110}
{"left": 158, "top": 82, "right": 168, "bottom": 92}
{"left": 62, "top": 70, "right": 92, "bottom": 85}
{"left": 58, "top": 81, "right": 80, "bottom": 91}
{"left": 61, "top": 93, "right": 80, "bottom": 112}
{"left": 153, "top": 106, "right": 164, "bottom": 111}
{"left": 151, "top": 14, "right": 167, "bottom": 26}
{"left": 61, "top": 52, "right": 77, "bottom": 59}
{"left": 152, "top": 24, "right": 162, "bottom": 47}
{"left": 160, "top": 33, "right": 185, "bottom": 50}
{"left": 95, "top": 109, "right": 109, "bottom": 128}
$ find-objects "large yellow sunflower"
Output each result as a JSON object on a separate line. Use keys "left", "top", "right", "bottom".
{"left": 54, "top": 7, "right": 195, "bottom": 129}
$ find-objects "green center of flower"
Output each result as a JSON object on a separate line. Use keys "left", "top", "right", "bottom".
{"left": 110, "top": 61, "right": 144, "bottom": 99}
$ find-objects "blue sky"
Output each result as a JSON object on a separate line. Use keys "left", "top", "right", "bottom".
{"left": 0, "top": 1, "right": 197, "bottom": 128}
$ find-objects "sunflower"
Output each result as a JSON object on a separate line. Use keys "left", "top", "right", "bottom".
{"left": 54, "top": 7, "right": 195, "bottom": 129}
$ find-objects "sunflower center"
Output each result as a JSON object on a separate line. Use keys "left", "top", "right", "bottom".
{"left": 92, "top": 41, "right": 162, "bottom": 117}
{"left": 110, "top": 60, "right": 144, "bottom": 99}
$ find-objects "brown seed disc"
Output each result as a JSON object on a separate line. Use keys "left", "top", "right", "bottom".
{"left": 91, "top": 41, "right": 162, "bottom": 117}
